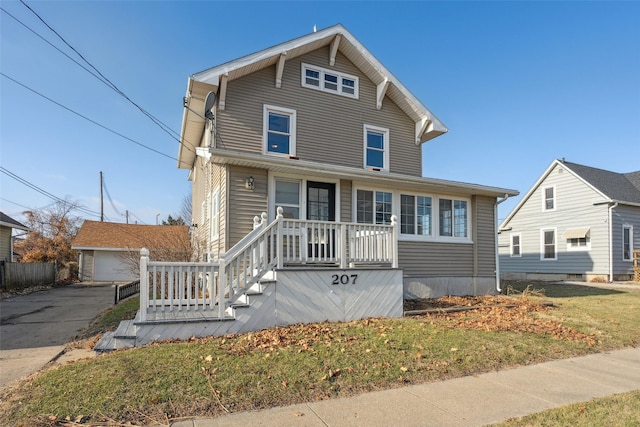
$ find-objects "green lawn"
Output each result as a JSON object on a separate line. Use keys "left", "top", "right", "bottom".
{"left": 1, "top": 282, "right": 638, "bottom": 426}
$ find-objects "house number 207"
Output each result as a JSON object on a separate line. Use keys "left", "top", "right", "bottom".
{"left": 331, "top": 274, "right": 358, "bottom": 285}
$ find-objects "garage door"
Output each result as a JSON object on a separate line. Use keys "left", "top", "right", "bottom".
{"left": 94, "top": 251, "right": 137, "bottom": 282}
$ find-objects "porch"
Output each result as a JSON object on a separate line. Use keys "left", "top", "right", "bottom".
{"left": 95, "top": 209, "right": 403, "bottom": 350}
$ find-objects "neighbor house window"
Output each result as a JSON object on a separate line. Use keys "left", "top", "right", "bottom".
{"left": 542, "top": 186, "right": 555, "bottom": 211}
{"left": 263, "top": 105, "right": 296, "bottom": 156}
{"left": 541, "top": 228, "right": 557, "bottom": 260}
{"left": 356, "top": 189, "right": 392, "bottom": 225}
{"left": 301, "top": 63, "right": 359, "bottom": 98}
{"left": 511, "top": 233, "right": 521, "bottom": 257}
{"left": 275, "top": 179, "right": 300, "bottom": 219}
{"left": 623, "top": 225, "right": 633, "bottom": 261}
{"left": 400, "top": 194, "right": 432, "bottom": 236}
{"left": 364, "top": 125, "right": 389, "bottom": 171}
{"left": 439, "top": 198, "right": 468, "bottom": 238}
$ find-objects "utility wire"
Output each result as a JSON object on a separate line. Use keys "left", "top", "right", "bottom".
{"left": 0, "top": 166, "right": 102, "bottom": 218}
{"left": 101, "top": 174, "right": 123, "bottom": 217}
{"left": 1, "top": 72, "right": 183, "bottom": 163}
{"left": 17, "top": 0, "right": 182, "bottom": 142}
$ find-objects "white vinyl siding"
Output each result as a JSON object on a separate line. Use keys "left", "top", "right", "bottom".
{"left": 211, "top": 188, "right": 220, "bottom": 241}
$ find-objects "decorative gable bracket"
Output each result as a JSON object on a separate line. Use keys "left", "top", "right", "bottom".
{"left": 329, "top": 35, "right": 341, "bottom": 66}
{"left": 275, "top": 53, "right": 287, "bottom": 88}
{"left": 415, "top": 118, "right": 433, "bottom": 145}
{"left": 376, "top": 78, "right": 389, "bottom": 110}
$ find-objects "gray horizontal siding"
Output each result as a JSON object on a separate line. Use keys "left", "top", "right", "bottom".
{"left": 476, "top": 196, "right": 497, "bottom": 276}
{"left": 227, "top": 166, "right": 268, "bottom": 249}
{"left": 499, "top": 163, "right": 611, "bottom": 275}
{"left": 340, "top": 180, "right": 352, "bottom": 222}
{"left": 217, "top": 47, "right": 422, "bottom": 176}
{"left": 611, "top": 205, "right": 640, "bottom": 275}
{"left": 399, "top": 241, "right": 474, "bottom": 277}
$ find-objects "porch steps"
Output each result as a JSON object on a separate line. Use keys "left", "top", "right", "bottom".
{"left": 93, "top": 280, "right": 273, "bottom": 352}
{"left": 93, "top": 320, "right": 137, "bottom": 352}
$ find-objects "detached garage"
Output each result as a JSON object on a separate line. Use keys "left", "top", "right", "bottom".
{"left": 72, "top": 221, "right": 190, "bottom": 282}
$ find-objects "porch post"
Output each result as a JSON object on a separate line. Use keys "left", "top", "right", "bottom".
{"left": 139, "top": 248, "right": 149, "bottom": 322}
{"left": 217, "top": 251, "right": 226, "bottom": 319}
{"left": 390, "top": 215, "right": 398, "bottom": 269}
{"left": 340, "top": 223, "right": 347, "bottom": 269}
{"left": 276, "top": 207, "right": 284, "bottom": 269}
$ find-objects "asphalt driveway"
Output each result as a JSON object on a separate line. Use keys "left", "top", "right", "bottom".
{"left": 0, "top": 283, "right": 116, "bottom": 389}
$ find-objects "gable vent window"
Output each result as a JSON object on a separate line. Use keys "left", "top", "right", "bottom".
{"left": 301, "top": 63, "right": 359, "bottom": 99}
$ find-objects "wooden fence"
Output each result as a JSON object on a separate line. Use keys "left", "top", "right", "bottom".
{"left": 0, "top": 261, "right": 56, "bottom": 290}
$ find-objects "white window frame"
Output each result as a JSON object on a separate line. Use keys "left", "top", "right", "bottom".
{"left": 438, "top": 197, "right": 469, "bottom": 239}
{"left": 351, "top": 186, "right": 472, "bottom": 243}
{"left": 268, "top": 172, "right": 341, "bottom": 222}
{"left": 210, "top": 188, "right": 220, "bottom": 241}
{"left": 363, "top": 125, "right": 390, "bottom": 171}
{"left": 263, "top": 104, "right": 296, "bottom": 157}
{"left": 510, "top": 233, "right": 522, "bottom": 257}
{"left": 540, "top": 228, "right": 557, "bottom": 260}
{"left": 542, "top": 185, "right": 556, "bottom": 212}
{"left": 355, "top": 188, "right": 393, "bottom": 225}
{"left": 566, "top": 237, "right": 590, "bottom": 252}
{"left": 622, "top": 225, "right": 633, "bottom": 261}
{"left": 301, "top": 63, "right": 359, "bottom": 99}
{"left": 399, "top": 193, "right": 433, "bottom": 238}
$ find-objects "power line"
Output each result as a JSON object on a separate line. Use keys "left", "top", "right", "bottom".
{"left": 1, "top": 72, "right": 182, "bottom": 163}
{"left": 17, "top": 0, "right": 182, "bottom": 142}
{"left": 101, "top": 174, "right": 123, "bottom": 217}
{"left": 0, "top": 166, "right": 102, "bottom": 218}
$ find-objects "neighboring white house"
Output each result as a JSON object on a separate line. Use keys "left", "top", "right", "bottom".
{"left": 499, "top": 159, "right": 640, "bottom": 282}
{"left": 0, "top": 212, "right": 29, "bottom": 262}
{"left": 72, "top": 220, "right": 190, "bottom": 282}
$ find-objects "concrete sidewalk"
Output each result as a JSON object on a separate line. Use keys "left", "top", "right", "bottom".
{"left": 172, "top": 347, "right": 640, "bottom": 427}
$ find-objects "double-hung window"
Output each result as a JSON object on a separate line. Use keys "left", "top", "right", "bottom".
{"left": 263, "top": 105, "right": 296, "bottom": 156}
{"left": 541, "top": 228, "right": 557, "bottom": 260}
{"left": 439, "top": 198, "right": 468, "bottom": 238}
{"left": 357, "top": 189, "right": 392, "bottom": 225}
{"left": 275, "top": 179, "right": 300, "bottom": 219}
{"left": 511, "top": 233, "right": 521, "bottom": 257}
{"left": 364, "top": 125, "right": 389, "bottom": 171}
{"left": 400, "top": 194, "right": 432, "bottom": 236}
{"left": 542, "top": 186, "right": 555, "bottom": 211}
{"left": 301, "top": 63, "right": 359, "bottom": 98}
{"left": 623, "top": 225, "right": 633, "bottom": 261}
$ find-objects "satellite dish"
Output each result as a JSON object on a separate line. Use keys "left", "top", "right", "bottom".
{"left": 204, "top": 91, "right": 216, "bottom": 120}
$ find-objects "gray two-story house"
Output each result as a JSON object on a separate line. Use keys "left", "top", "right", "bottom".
{"left": 499, "top": 159, "right": 640, "bottom": 282}
{"left": 178, "top": 24, "right": 517, "bottom": 298}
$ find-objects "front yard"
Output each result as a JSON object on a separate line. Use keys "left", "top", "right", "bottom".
{"left": 1, "top": 281, "right": 638, "bottom": 426}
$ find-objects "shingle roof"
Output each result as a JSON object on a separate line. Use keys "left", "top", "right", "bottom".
{"left": 0, "top": 211, "right": 29, "bottom": 230}
{"left": 71, "top": 220, "right": 189, "bottom": 250}
{"left": 562, "top": 161, "right": 640, "bottom": 204}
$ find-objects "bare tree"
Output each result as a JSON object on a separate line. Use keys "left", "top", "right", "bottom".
{"left": 117, "top": 225, "right": 192, "bottom": 275}
{"left": 179, "top": 193, "right": 192, "bottom": 227}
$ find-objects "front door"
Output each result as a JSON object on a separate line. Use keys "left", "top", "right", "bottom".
{"left": 306, "top": 181, "right": 336, "bottom": 259}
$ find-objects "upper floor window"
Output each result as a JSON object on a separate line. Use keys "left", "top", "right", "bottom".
{"left": 364, "top": 125, "right": 389, "bottom": 171}
{"left": 623, "top": 225, "right": 633, "bottom": 261}
{"left": 400, "top": 194, "right": 432, "bottom": 236}
{"left": 301, "top": 63, "right": 359, "bottom": 99}
{"left": 439, "top": 198, "right": 468, "bottom": 238}
{"left": 263, "top": 105, "right": 296, "bottom": 156}
{"left": 542, "top": 185, "right": 555, "bottom": 211}
{"left": 510, "top": 233, "right": 521, "bottom": 257}
{"left": 541, "top": 228, "right": 557, "bottom": 260}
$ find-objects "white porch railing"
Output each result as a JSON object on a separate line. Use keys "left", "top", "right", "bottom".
{"left": 139, "top": 208, "right": 398, "bottom": 321}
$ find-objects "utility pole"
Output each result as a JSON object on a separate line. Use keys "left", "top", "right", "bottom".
{"left": 100, "top": 171, "right": 104, "bottom": 222}
{"left": 125, "top": 210, "right": 129, "bottom": 224}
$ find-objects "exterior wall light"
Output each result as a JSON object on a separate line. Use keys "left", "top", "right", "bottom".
{"left": 246, "top": 176, "right": 255, "bottom": 190}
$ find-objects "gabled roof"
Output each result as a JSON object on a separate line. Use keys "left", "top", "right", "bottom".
{"left": 179, "top": 24, "right": 448, "bottom": 169}
{"left": 0, "top": 212, "right": 29, "bottom": 231}
{"left": 562, "top": 161, "right": 640, "bottom": 204}
{"left": 71, "top": 220, "right": 189, "bottom": 251}
{"left": 500, "top": 159, "right": 640, "bottom": 228}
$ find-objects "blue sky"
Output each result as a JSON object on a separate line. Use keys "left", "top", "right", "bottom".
{"left": 1, "top": 1, "right": 638, "bottom": 226}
